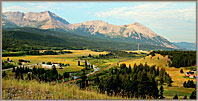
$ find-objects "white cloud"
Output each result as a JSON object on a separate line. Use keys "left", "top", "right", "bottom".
{"left": 2, "top": 3, "right": 60, "bottom": 13}
{"left": 95, "top": 3, "right": 195, "bottom": 22}
{"left": 95, "top": 3, "right": 196, "bottom": 42}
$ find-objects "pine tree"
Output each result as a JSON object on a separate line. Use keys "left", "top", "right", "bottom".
{"left": 160, "top": 86, "right": 164, "bottom": 99}
{"left": 28, "top": 73, "right": 31, "bottom": 80}
{"left": 180, "top": 69, "right": 184, "bottom": 73}
{"left": 12, "top": 67, "right": 15, "bottom": 72}
{"left": 156, "top": 66, "right": 159, "bottom": 76}
{"left": 128, "top": 65, "right": 132, "bottom": 74}
{"left": 183, "top": 81, "right": 187, "bottom": 87}
{"left": 189, "top": 89, "right": 196, "bottom": 99}
{"left": 85, "top": 60, "right": 87, "bottom": 70}
{"left": 78, "top": 61, "right": 80, "bottom": 66}
{"left": 151, "top": 78, "right": 159, "bottom": 99}
{"left": 183, "top": 95, "right": 187, "bottom": 99}
{"left": 95, "top": 76, "right": 100, "bottom": 85}
{"left": 173, "top": 94, "right": 178, "bottom": 99}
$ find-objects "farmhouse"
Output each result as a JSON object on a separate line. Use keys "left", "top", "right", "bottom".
{"left": 185, "top": 71, "right": 196, "bottom": 78}
{"left": 42, "top": 64, "right": 53, "bottom": 69}
{"left": 52, "top": 63, "right": 59, "bottom": 67}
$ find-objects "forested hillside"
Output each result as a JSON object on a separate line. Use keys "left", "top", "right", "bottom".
{"left": 2, "top": 28, "right": 173, "bottom": 51}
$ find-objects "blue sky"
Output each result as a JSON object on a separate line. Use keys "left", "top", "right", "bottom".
{"left": 2, "top": 1, "right": 196, "bottom": 43}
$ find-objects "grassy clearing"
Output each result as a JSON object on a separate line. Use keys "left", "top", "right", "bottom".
{"left": 2, "top": 79, "right": 123, "bottom": 99}
{"left": 120, "top": 54, "right": 169, "bottom": 67}
{"left": 120, "top": 54, "right": 196, "bottom": 99}
{"left": 163, "top": 86, "right": 194, "bottom": 99}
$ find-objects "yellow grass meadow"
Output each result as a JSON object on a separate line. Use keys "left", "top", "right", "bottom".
{"left": 120, "top": 54, "right": 196, "bottom": 87}
{"left": 2, "top": 79, "right": 123, "bottom": 99}
{"left": 2, "top": 50, "right": 108, "bottom": 73}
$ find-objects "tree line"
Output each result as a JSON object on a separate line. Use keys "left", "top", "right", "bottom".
{"left": 183, "top": 80, "right": 196, "bottom": 88}
{"left": 151, "top": 51, "right": 196, "bottom": 68}
{"left": 3, "top": 50, "right": 72, "bottom": 57}
{"left": 12, "top": 66, "right": 70, "bottom": 82}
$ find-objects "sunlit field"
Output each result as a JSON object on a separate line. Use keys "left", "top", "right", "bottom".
{"left": 120, "top": 53, "right": 196, "bottom": 99}
{"left": 2, "top": 50, "right": 108, "bottom": 72}
{"left": 2, "top": 79, "right": 123, "bottom": 99}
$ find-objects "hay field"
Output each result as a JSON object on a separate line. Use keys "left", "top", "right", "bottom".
{"left": 2, "top": 50, "right": 108, "bottom": 73}
{"left": 120, "top": 54, "right": 169, "bottom": 67}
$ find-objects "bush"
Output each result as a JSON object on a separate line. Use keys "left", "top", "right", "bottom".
{"left": 46, "top": 62, "right": 52, "bottom": 65}
{"left": 2, "top": 71, "right": 7, "bottom": 78}
{"left": 180, "top": 69, "right": 184, "bottom": 73}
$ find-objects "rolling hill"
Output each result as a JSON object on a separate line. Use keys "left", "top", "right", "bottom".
{"left": 173, "top": 42, "right": 196, "bottom": 50}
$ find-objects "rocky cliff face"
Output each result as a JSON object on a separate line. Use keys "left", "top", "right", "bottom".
{"left": 70, "top": 20, "right": 177, "bottom": 49}
{"left": 2, "top": 11, "right": 70, "bottom": 29}
{"left": 2, "top": 11, "right": 178, "bottom": 49}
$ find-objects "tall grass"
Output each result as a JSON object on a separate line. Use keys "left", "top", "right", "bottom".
{"left": 2, "top": 79, "right": 123, "bottom": 99}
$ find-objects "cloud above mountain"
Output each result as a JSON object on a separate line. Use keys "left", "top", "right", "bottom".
{"left": 95, "top": 2, "right": 196, "bottom": 42}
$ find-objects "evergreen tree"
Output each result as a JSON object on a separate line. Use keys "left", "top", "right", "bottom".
{"left": 12, "top": 67, "right": 15, "bottom": 72}
{"left": 160, "top": 86, "right": 164, "bottom": 99}
{"left": 78, "top": 61, "right": 80, "bottom": 66}
{"left": 180, "top": 69, "right": 184, "bottom": 73}
{"left": 128, "top": 65, "right": 132, "bottom": 74}
{"left": 63, "top": 72, "right": 69, "bottom": 78}
{"left": 183, "top": 95, "right": 187, "bottom": 99}
{"left": 156, "top": 66, "right": 159, "bottom": 76}
{"left": 189, "top": 89, "right": 196, "bottom": 99}
{"left": 151, "top": 78, "right": 159, "bottom": 99}
{"left": 85, "top": 60, "right": 88, "bottom": 70}
{"left": 120, "top": 63, "right": 127, "bottom": 69}
{"left": 95, "top": 76, "right": 100, "bottom": 85}
{"left": 28, "top": 73, "right": 31, "bottom": 80}
{"left": 173, "top": 94, "right": 178, "bottom": 99}
{"left": 183, "top": 81, "right": 186, "bottom": 87}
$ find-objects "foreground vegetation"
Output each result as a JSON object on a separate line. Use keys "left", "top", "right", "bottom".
{"left": 2, "top": 79, "right": 123, "bottom": 99}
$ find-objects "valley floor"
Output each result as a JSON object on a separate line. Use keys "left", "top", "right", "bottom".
{"left": 2, "top": 50, "right": 196, "bottom": 99}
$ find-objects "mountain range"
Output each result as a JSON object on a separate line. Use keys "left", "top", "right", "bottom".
{"left": 2, "top": 11, "right": 181, "bottom": 49}
{"left": 173, "top": 42, "right": 196, "bottom": 50}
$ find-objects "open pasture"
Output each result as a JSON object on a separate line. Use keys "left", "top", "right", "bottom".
{"left": 120, "top": 54, "right": 169, "bottom": 67}
{"left": 2, "top": 50, "right": 108, "bottom": 73}
{"left": 2, "top": 50, "right": 107, "bottom": 63}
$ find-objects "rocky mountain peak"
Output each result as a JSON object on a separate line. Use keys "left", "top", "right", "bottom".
{"left": 2, "top": 11, "right": 178, "bottom": 49}
{"left": 3, "top": 11, "right": 70, "bottom": 29}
